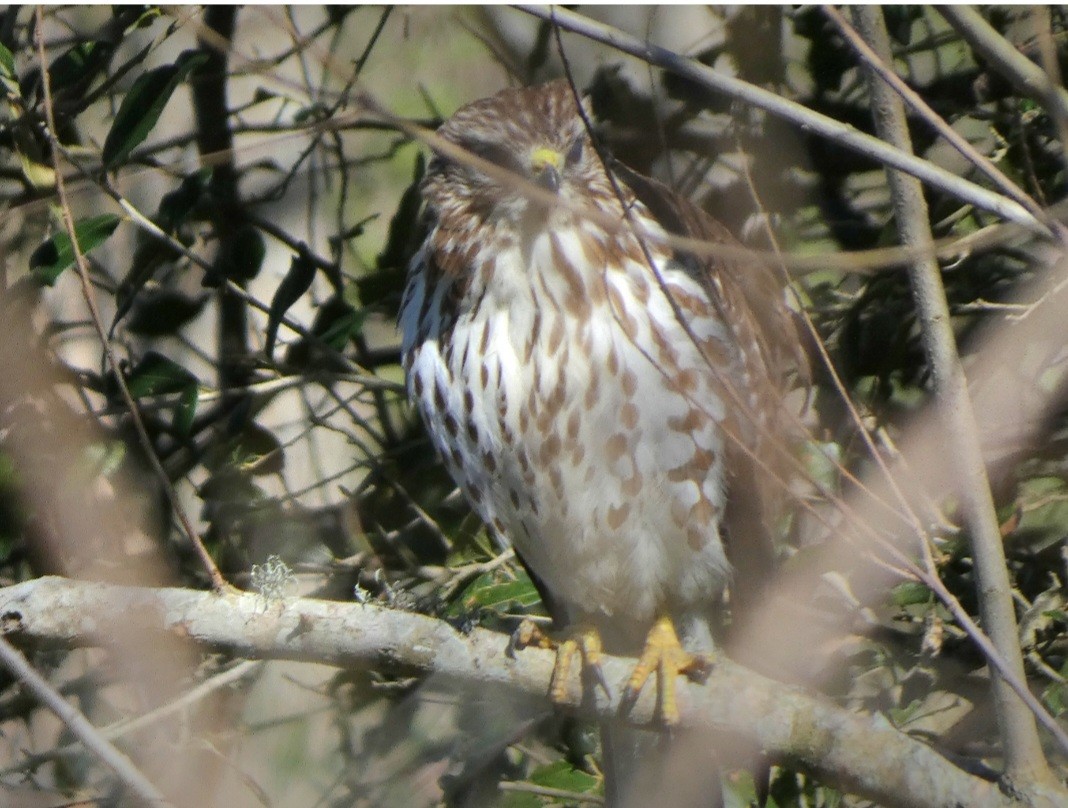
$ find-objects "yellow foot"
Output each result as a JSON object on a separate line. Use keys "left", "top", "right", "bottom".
{"left": 623, "top": 616, "right": 714, "bottom": 726}
{"left": 511, "top": 619, "right": 608, "bottom": 704}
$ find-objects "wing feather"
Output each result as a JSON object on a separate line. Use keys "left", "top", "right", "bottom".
{"left": 613, "top": 158, "right": 807, "bottom": 626}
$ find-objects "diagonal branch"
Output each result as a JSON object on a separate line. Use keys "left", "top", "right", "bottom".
{"left": 821, "top": 5, "right": 1061, "bottom": 237}
{"left": 0, "top": 635, "right": 172, "bottom": 806}
{"left": 512, "top": 4, "right": 1046, "bottom": 233}
{"left": 0, "top": 576, "right": 1054, "bottom": 808}
{"left": 939, "top": 6, "right": 1068, "bottom": 135}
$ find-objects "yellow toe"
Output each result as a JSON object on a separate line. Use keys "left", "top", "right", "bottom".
{"left": 624, "top": 616, "right": 713, "bottom": 725}
{"left": 513, "top": 621, "right": 607, "bottom": 704}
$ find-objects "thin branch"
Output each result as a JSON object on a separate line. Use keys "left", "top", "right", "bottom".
{"left": 821, "top": 5, "right": 1063, "bottom": 238}
{"left": 0, "top": 635, "right": 172, "bottom": 807}
{"left": 513, "top": 5, "right": 1047, "bottom": 234}
{"left": 851, "top": 5, "right": 1053, "bottom": 789}
{"left": 34, "top": 5, "right": 229, "bottom": 593}
{"left": 939, "top": 5, "right": 1068, "bottom": 150}
{"left": 544, "top": 17, "right": 1068, "bottom": 769}
{"left": 498, "top": 780, "right": 603, "bottom": 804}
{"left": 21, "top": 91, "right": 1048, "bottom": 280}
{"left": 48, "top": 145, "right": 389, "bottom": 390}
{"left": 1, "top": 659, "right": 263, "bottom": 777}
{"left": 0, "top": 576, "right": 1040, "bottom": 808}
{"left": 1029, "top": 5, "right": 1068, "bottom": 179}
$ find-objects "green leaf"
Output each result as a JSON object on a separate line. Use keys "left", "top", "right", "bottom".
{"left": 0, "top": 451, "right": 18, "bottom": 488}
{"left": 126, "top": 289, "right": 208, "bottom": 336}
{"left": 882, "top": 6, "right": 921, "bottom": 46}
{"left": 204, "top": 224, "right": 265, "bottom": 286}
{"left": 803, "top": 439, "right": 842, "bottom": 493}
{"left": 199, "top": 468, "right": 266, "bottom": 507}
{"left": 375, "top": 152, "right": 425, "bottom": 271}
{"left": 48, "top": 40, "right": 114, "bottom": 96}
{"left": 0, "top": 42, "right": 17, "bottom": 95}
{"left": 30, "top": 214, "right": 121, "bottom": 285}
{"left": 500, "top": 760, "right": 599, "bottom": 806}
{"left": 83, "top": 440, "right": 128, "bottom": 479}
{"left": 454, "top": 570, "right": 541, "bottom": 615}
{"left": 158, "top": 168, "right": 211, "bottom": 231}
{"left": 124, "top": 352, "right": 200, "bottom": 436}
{"left": 1042, "top": 609, "right": 1068, "bottom": 624}
{"left": 888, "top": 697, "right": 925, "bottom": 727}
{"left": 891, "top": 581, "right": 932, "bottom": 607}
{"left": 265, "top": 250, "right": 318, "bottom": 358}
{"left": 1043, "top": 665, "right": 1068, "bottom": 717}
{"left": 125, "top": 351, "right": 198, "bottom": 398}
{"left": 315, "top": 300, "right": 366, "bottom": 351}
{"left": 230, "top": 225, "right": 267, "bottom": 281}
{"left": 252, "top": 87, "right": 278, "bottom": 104}
{"left": 207, "top": 422, "right": 285, "bottom": 477}
{"left": 1015, "top": 476, "right": 1068, "bottom": 551}
{"left": 133, "top": 6, "right": 164, "bottom": 28}
{"left": 280, "top": 296, "right": 365, "bottom": 372}
{"left": 175, "top": 384, "right": 199, "bottom": 437}
{"left": 112, "top": 238, "right": 184, "bottom": 331}
{"left": 528, "top": 760, "right": 598, "bottom": 792}
{"left": 102, "top": 50, "right": 209, "bottom": 169}
{"left": 110, "top": 170, "right": 209, "bottom": 329}
{"left": 723, "top": 768, "right": 761, "bottom": 808}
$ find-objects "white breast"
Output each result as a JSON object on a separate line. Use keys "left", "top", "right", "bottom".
{"left": 401, "top": 217, "right": 735, "bottom": 630}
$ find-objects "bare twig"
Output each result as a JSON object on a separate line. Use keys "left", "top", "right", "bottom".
{"left": 540, "top": 18, "right": 1068, "bottom": 770}
{"left": 1029, "top": 5, "right": 1068, "bottom": 179}
{"left": 1, "top": 660, "right": 264, "bottom": 777}
{"left": 851, "top": 5, "right": 1053, "bottom": 789}
{"left": 0, "top": 635, "right": 172, "bottom": 807}
{"left": 48, "top": 145, "right": 390, "bottom": 390}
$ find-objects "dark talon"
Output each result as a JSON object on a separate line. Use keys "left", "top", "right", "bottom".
{"left": 587, "top": 658, "right": 613, "bottom": 699}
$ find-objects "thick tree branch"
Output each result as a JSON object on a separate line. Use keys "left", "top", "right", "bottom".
{"left": 0, "top": 577, "right": 1045, "bottom": 808}
{"left": 851, "top": 6, "right": 1054, "bottom": 791}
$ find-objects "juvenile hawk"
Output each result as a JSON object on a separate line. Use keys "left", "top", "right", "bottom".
{"left": 400, "top": 79, "right": 800, "bottom": 805}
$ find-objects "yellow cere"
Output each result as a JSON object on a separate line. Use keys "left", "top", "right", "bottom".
{"left": 530, "top": 146, "right": 563, "bottom": 172}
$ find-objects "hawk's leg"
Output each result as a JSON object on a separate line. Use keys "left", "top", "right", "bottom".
{"left": 624, "top": 616, "right": 714, "bottom": 726}
{"left": 512, "top": 620, "right": 609, "bottom": 704}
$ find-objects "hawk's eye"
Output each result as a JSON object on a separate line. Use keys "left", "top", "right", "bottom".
{"left": 463, "top": 139, "right": 522, "bottom": 175}
{"left": 564, "top": 136, "right": 584, "bottom": 167}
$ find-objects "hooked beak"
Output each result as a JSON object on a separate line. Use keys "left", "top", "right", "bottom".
{"left": 530, "top": 146, "right": 563, "bottom": 194}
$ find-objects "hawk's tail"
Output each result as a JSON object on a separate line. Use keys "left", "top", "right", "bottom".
{"left": 600, "top": 721, "right": 723, "bottom": 808}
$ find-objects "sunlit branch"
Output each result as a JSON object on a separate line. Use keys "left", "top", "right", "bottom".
{"left": 0, "top": 576, "right": 1034, "bottom": 808}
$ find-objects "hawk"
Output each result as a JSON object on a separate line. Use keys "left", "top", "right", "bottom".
{"left": 400, "top": 79, "right": 802, "bottom": 805}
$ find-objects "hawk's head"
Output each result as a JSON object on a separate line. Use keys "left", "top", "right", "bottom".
{"left": 423, "top": 80, "right": 613, "bottom": 226}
